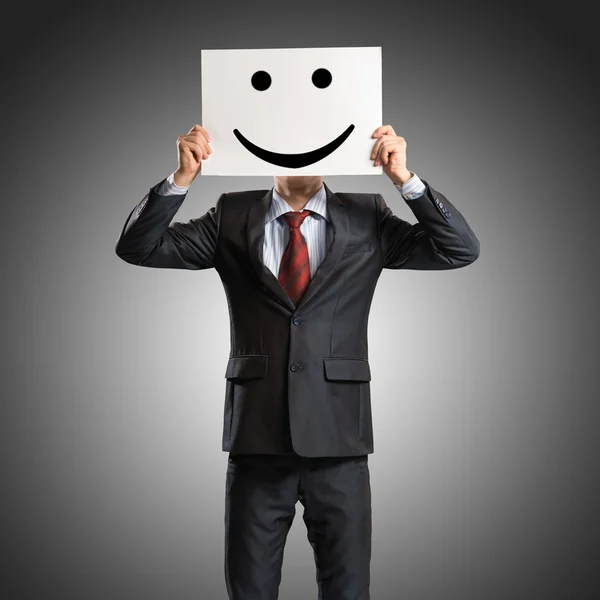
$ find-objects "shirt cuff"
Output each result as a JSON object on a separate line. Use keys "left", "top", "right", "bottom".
{"left": 155, "top": 172, "right": 190, "bottom": 196}
{"left": 393, "top": 172, "right": 426, "bottom": 200}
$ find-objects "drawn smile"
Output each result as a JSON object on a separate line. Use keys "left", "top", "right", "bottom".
{"left": 232, "top": 124, "right": 355, "bottom": 168}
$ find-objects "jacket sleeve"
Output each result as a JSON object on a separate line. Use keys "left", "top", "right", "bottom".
{"left": 375, "top": 179, "right": 480, "bottom": 270}
{"left": 115, "top": 177, "right": 224, "bottom": 270}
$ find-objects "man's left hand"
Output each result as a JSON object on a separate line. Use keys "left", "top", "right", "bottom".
{"left": 371, "top": 125, "right": 412, "bottom": 185}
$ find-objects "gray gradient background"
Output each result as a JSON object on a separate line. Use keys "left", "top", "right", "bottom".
{"left": 3, "top": 1, "right": 599, "bottom": 599}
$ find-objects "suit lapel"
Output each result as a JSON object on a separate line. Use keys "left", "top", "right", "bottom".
{"left": 246, "top": 182, "right": 350, "bottom": 312}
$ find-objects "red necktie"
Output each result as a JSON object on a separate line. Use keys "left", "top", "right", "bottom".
{"left": 278, "top": 210, "right": 313, "bottom": 305}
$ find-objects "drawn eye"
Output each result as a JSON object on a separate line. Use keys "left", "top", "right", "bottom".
{"left": 312, "top": 68, "right": 332, "bottom": 89}
{"left": 251, "top": 70, "right": 271, "bottom": 91}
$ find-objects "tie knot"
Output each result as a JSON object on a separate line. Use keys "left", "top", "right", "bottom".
{"left": 282, "top": 210, "right": 312, "bottom": 229}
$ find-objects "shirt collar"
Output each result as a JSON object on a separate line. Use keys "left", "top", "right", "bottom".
{"left": 265, "top": 183, "right": 328, "bottom": 225}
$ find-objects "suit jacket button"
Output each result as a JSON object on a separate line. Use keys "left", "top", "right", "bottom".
{"left": 290, "top": 363, "right": 299, "bottom": 372}
{"left": 292, "top": 317, "right": 302, "bottom": 326}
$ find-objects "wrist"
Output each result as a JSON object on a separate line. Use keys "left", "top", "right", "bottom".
{"left": 173, "top": 170, "right": 196, "bottom": 187}
{"left": 390, "top": 168, "right": 413, "bottom": 185}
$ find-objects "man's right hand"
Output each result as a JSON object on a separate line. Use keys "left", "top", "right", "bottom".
{"left": 174, "top": 124, "right": 212, "bottom": 187}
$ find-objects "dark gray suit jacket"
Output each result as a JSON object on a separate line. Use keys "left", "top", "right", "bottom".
{"left": 115, "top": 177, "right": 480, "bottom": 457}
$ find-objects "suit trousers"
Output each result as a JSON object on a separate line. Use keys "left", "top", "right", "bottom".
{"left": 224, "top": 452, "right": 372, "bottom": 600}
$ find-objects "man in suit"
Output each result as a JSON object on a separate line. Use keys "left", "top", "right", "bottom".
{"left": 115, "top": 123, "right": 480, "bottom": 599}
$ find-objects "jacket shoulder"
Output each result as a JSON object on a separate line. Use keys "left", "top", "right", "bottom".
{"left": 224, "top": 189, "right": 269, "bottom": 202}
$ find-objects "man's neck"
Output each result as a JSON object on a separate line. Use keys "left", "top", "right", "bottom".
{"left": 274, "top": 182, "right": 323, "bottom": 212}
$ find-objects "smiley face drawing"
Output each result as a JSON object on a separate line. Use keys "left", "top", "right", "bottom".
{"left": 201, "top": 47, "right": 382, "bottom": 176}
{"left": 233, "top": 68, "right": 355, "bottom": 168}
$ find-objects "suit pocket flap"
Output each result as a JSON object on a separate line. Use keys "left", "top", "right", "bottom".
{"left": 323, "top": 358, "right": 371, "bottom": 382}
{"left": 343, "top": 242, "right": 372, "bottom": 254}
{"left": 225, "top": 355, "right": 269, "bottom": 379}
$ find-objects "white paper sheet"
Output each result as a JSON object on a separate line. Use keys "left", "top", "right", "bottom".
{"left": 200, "top": 46, "right": 382, "bottom": 176}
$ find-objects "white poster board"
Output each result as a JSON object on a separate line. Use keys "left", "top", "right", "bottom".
{"left": 200, "top": 46, "right": 382, "bottom": 176}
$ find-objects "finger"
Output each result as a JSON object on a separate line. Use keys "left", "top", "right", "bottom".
{"left": 181, "top": 145, "right": 197, "bottom": 163}
{"left": 374, "top": 141, "right": 384, "bottom": 165}
{"left": 380, "top": 143, "right": 393, "bottom": 165}
{"left": 182, "top": 132, "right": 212, "bottom": 151}
{"left": 179, "top": 136, "right": 210, "bottom": 157}
{"left": 180, "top": 139, "right": 208, "bottom": 161}
{"left": 190, "top": 132, "right": 213, "bottom": 152}
{"left": 380, "top": 137, "right": 406, "bottom": 165}
{"left": 180, "top": 143, "right": 200, "bottom": 164}
{"left": 385, "top": 137, "right": 406, "bottom": 164}
{"left": 187, "top": 124, "right": 212, "bottom": 142}
{"left": 370, "top": 135, "right": 388, "bottom": 160}
{"left": 193, "top": 141, "right": 210, "bottom": 160}
{"left": 374, "top": 139, "right": 392, "bottom": 165}
{"left": 370, "top": 139, "right": 380, "bottom": 160}
{"left": 372, "top": 124, "right": 396, "bottom": 138}
{"left": 187, "top": 124, "right": 211, "bottom": 140}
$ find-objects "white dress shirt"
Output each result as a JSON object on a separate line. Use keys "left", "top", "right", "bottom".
{"left": 154, "top": 171, "right": 426, "bottom": 278}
